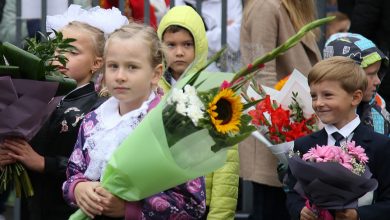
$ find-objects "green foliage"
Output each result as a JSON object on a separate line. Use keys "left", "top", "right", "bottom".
{"left": 288, "top": 92, "right": 305, "bottom": 122}
{"left": 24, "top": 30, "right": 76, "bottom": 76}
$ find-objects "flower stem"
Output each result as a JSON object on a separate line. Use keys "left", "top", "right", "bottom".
{"left": 231, "top": 16, "right": 335, "bottom": 82}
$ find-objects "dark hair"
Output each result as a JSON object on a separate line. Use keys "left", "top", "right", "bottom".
{"left": 162, "top": 25, "right": 194, "bottom": 42}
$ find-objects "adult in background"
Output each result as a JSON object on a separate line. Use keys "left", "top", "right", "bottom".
{"left": 239, "top": 0, "right": 321, "bottom": 219}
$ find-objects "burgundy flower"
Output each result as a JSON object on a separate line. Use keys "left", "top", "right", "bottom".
{"left": 69, "top": 148, "right": 84, "bottom": 166}
{"left": 149, "top": 196, "right": 170, "bottom": 212}
{"left": 186, "top": 178, "right": 202, "bottom": 193}
{"left": 171, "top": 192, "right": 185, "bottom": 208}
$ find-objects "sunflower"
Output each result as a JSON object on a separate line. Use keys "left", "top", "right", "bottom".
{"left": 207, "top": 89, "right": 243, "bottom": 134}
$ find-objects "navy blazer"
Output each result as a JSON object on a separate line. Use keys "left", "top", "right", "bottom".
{"left": 286, "top": 123, "right": 390, "bottom": 220}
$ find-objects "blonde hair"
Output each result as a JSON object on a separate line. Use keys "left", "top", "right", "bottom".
{"left": 308, "top": 56, "right": 367, "bottom": 93}
{"left": 104, "top": 22, "right": 164, "bottom": 68}
{"left": 282, "top": 0, "right": 317, "bottom": 31}
{"left": 62, "top": 21, "right": 105, "bottom": 57}
{"left": 243, "top": 0, "right": 318, "bottom": 40}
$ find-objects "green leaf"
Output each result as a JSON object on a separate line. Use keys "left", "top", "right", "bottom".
{"left": 2, "top": 42, "right": 44, "bottom": 80}
{"left": 0, "top": 65, "right": 20, "bottom": 77}
{"left": 63, "top": 38, "right": 77, "bottom": 44}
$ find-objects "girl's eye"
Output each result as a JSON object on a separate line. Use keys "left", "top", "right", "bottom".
{"left": 65, "top": 48, "right": 79, "bottom": 55}
{"left": 107, "top": 64, "right": 118, "bottom": 69}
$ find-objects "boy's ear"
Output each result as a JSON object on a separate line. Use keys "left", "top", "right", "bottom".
{"left": 91, "top": 57, "right": 103, "bottom": 73}
{"left": 151, "top": 64, "right": 163, "bottom": 86}
{"left": 351, "top": 89, "right": 363, "bottom": 106}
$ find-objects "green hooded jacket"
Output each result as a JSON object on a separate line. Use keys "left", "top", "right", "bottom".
{"left": 157, "top": 5, "right": 208, "bottom": 93}
{"left": 157, "top": 6, "right": 239, "bottom": 220}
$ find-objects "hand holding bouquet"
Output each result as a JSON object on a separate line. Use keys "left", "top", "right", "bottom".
{"left": 288, "top": 142, "right": 378, "bottom": 219}
{"left": 69, "top": 16, "right": 335, "bottom": 220}
{"left": 0, "top": 29, "right": 77, "bottom": 197}
{"left": 0, "top": 76, "right": 62, "bottom": 197}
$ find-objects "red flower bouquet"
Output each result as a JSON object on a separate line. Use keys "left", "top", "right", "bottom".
{"left": 249, "top": 93, "right": 317, "bottom": 144}
{"left": 245, "top": 76, "right": 319, "bottom": 165}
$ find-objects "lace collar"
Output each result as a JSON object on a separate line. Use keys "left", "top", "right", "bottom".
{"left": 83, "top": 92, "right": 156, "bottom": 181}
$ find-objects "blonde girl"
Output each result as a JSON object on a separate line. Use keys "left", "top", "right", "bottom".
{"left": 1, "top": 21, "right": 106, "bottom": 220}
{"left": 63, "top": 23, "right": 206, "bottom": 219}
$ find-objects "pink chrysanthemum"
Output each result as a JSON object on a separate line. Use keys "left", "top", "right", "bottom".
{"left": 301, "top": 141, "right": 369, "bottom": 174}
{"left": 303, "top": 145, "right": 353, "bottom": 170}
{"left": 345, "top": 141, "right": 369, "bottom": 164}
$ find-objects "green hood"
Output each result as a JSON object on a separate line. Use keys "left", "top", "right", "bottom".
{"left": 157, "top": 6, "right": 208, "bottom": 91}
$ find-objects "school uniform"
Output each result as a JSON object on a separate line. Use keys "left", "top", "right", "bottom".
{"left": 286, "top": 117, "right": 390, "bottom": 220}
{"left": 22, "top": 82, "right": 105, "bottom": 220}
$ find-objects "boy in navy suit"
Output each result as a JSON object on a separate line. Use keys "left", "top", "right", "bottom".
{"left": 285, "top": 56, "right": 390, "bottom": 220}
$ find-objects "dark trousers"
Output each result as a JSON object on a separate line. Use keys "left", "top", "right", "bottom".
{"left": 250, "top": 182, "right": 290, "bottom": 220}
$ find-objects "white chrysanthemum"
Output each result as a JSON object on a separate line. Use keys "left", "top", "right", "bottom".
{"left": 188, "top": 95, "right": 204, "bottom": 110}
{"left": 170, "top": 88, "right": 187, "bottom": 104}
{"left": 168, "top": 85, "right": 204, "bottom": 126}
{"left": 176, "top": 103, "right": 188, "bottom": 116}
{"left": 184, "top": 84, "right": 197, "bottom": 97}
{"left": 187, "top": 105, "right": 205, "bottom": 125}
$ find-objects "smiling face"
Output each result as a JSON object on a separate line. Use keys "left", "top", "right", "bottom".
{"left": 362, "top": 61, "right": 381, "bottom": 101}
{"left": 163, "top": 29, "right": 195, "bottom": 80}
{"left": 310, "top": 80, "right": 362, "bottom": 129}
{"left": 104, "top": 37, "right": 162, "bottom": 115}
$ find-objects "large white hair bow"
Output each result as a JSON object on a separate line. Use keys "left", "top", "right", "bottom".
{"left": 46, "top": 4, "right": 129, "bottom": 37}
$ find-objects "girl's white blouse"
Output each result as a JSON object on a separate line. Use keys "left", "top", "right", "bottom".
{"left": 83, "top": 93, "right": 155, "bottom": 181}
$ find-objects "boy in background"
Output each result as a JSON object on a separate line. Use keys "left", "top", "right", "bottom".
{"left": 157, "top": 6, "right": 239, "bottom": 219}
{"left": 324, "top": 33, "right": 390, "bottom": 136}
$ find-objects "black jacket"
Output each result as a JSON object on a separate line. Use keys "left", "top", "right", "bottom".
{"left": 286, "top": 123, "right": 390, "bottom": 220}
{"left": 23, "top": 82, "right": 106, "bottom": 220}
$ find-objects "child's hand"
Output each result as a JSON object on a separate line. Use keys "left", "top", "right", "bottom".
{"left": 95, "top": 186, "right": 125, "bottom": 217}
{"left": 335, "top": 209, "right": 358, "bottom": 220}
{"left": 300, "top": 206, "right": 318, "bottom": 220}
{"left": 74, "top": 181, "right": 103, "bottom": 219}
{"left": 3, "top": 138, "right": 44, "bottom": 172}
{"left": 0, "top": 143, "right": 16, "bottom": 166}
